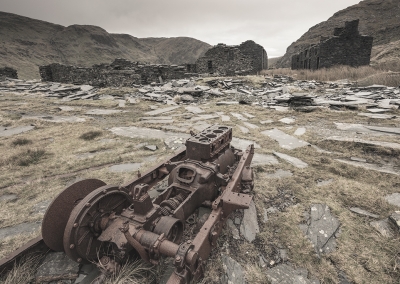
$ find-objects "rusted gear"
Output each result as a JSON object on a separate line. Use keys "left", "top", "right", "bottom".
{"left": 42, "top": 179, "right": 106, "bottom": 252}
{"left": 63, "top": 185, "right": 132, "bottom": 263}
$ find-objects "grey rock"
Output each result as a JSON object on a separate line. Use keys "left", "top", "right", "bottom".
{"left": 220, "top": 115, "right": 231, "bottom": 122}
{"left": 238, "top": 125, "right": 249, "bottom": 134}
{"left": 262, "top": 128, "right": 309, "bottom": 150}
{"left": 0, "top": 222, "right": 40, "bottom": 239}
{"left": 385, "top": 193, "right": 400, "bottom": 207}
{"left": 370, "top": 218, "right": 394, "bottom": 237}
{"left": 0, "top": 194, "right": 18, "bottom": 203}
{"left": 221, "top": 255, "right": 245, "bottom": 284}
{"left": 260, "top": 120, "right": 274, "bottom": 124}
{"left": 243, "top": 122, "right": 259, "bottom": 129}
{"left": 145, "top": 145, "right": 158, "bottom": 151}
{"left": 252, "top": 153, "right": 279, "bottom": 166}
{"left": 265, "top": 169, "right": 293, "bottom": 179}
{"left": 230, "top": 112, "right": 248, "bottom": 121}
{"left": 109, "top": 163, "right": 141, "bottom": 173}
{"left": 32, "top": 200, "right": 51, "bottom": 214}
{"left": 36, "top": 252, "right": 80, "bottom": 283}
{"left": 85, "top": 109, "right": 124, "bottom": 115}
{"left": 234, "top": 217, "right": 241, "bottom": 225}
{"left": 226, "top": 219, "right": 240, "bottom": 240}
{"left": 0, "top": 125, "right": 35, "bottom": 137}
{"left": 358, "top": 113, "right": 397, "bottom": 119}
{"left": 388, "top": 211, "right": 400, "bottom": 233}
{"left": 279, "top": 117, "right": 296, "bottom": 124}
{"left": 240, "top": 201, "right": 260, "bottom": 242}
{"left": 274, "top": 152, "right": 308, "bottom": 168}
{"left": 185, "top": 106, "right": 204, "bottom": 114}
{"left": 303, "top": 204, "right": 340, "bottom": 255}
{"left": 231, "top": 137, "right": 261, "bottom": 150}
{"left": 190, "top": 114, "right": 220, "bottom": 122}
{"left": 294, "top": 127, "right": 306, "bottom": 136}
{"left": 58, "top": 106, "right": 75, "bottom": 111}
{"left": 266, "top": 264, "right": 319, "bottom": 284}
{"left": 144, "top": 106, "right": 180, "bottom": 116}
{"left": 349, "top": 207, "right": 379, "bottom": 218}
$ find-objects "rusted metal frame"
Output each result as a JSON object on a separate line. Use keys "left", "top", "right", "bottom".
{"left": 121, "top": 148, "right": 186, "bottom": 192}
{"left": 166, "top": 144, "right": 255, "bottom": 283}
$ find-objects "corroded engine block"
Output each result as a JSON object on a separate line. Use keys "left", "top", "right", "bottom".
{"left": 39, "top": 125, "right": 254, "bottom": 283}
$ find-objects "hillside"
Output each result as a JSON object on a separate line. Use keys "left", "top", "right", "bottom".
{"left": 0, "top": 11, "right": 211, "bottom": 79}
{"left": 276, "top": 0, "right": 400, "bottom": 68}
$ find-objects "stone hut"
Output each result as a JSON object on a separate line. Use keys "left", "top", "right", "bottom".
{"left": 196, "top": 40, "right": 268, "bottom": 75}
{"left": 0, "top": 67, "right": 18, "bottom": 80}
{"left": 291, "top": 20, "right": 373, "bottom": 70}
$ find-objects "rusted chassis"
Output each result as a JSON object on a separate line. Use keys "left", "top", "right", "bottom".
{"left": 0, "top": 126, "right": 254, "bottom": 284}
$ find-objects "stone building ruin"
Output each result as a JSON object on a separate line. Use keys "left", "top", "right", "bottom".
{"left": 0, "top": 67, "right": 18, "bottom": 80}
{"left": 196, "top": 40, "right": 268, "bottom": 75}
{"left": 291, "top": 20, "right": 373, "bottom": 70}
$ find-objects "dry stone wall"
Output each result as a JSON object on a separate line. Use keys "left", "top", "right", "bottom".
{"left": 0, "top": 67, "right": 18, "bottom": 80}
{"left": 291, "top": 20, "right": 373, "bottom": 70}
{"left": 39, "top": 59, "right": 192, "bottom": 87}
{"left": 196, "top": 40, "right": 268, "bottom": 75}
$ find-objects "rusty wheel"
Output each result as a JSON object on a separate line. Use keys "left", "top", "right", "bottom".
{"left": 42, "top": 179, "right": 106, "bottom": 252}
{"left": 63, "top": 185, "right": 132, "bottom": 263}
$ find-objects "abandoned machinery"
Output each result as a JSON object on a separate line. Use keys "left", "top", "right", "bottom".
{"left": 2, "top": 125, "right": 255, "bottom": 283}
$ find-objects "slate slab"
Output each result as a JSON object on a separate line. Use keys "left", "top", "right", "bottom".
{"left": 252, "top": 153, "right": 279, "bottom": 166}
{"left": 385, "top": 193, "right": 400, "bottom": 207}
{"left": 0, "top": 125, "right": 35, "bottom": 137}
{"left": 144, "top": 106, "right": 180, "bottom": 116}
{"left": 266, "top": 264, "right": 319, "bottom": 284}
{"left": 274, "top": 152, "right": 308, "bottom": 168}
{"left": 301, "top": 204, "right": 340, "bottom": 255}
{"left": 85, "top": 109, "right": 124, "bottom": 115}
{"left": 262, "top": 128, "right": 309, "bottom": 150}
{"left": 230, "top": 112, "right": 248, "bottom": 121}
{"left": 36, "top": 252, "right": 80, "bottom": 283}
{"left": 0, "top": 222, "right": 40, "bottom": 239}
{"left": 221, "top": 255, "right": 245, "bottom": 284}
{"left": 240, "top": 201, "right": 259, "bottom": 242}
{"left": 350, "top": 207, "right": 379, "bottom": 218}
{"left": 370, "top": 218, "right": 393, "bottom": 237}
{"left": 264, "top": 169, "right": 293, "bottom": 179}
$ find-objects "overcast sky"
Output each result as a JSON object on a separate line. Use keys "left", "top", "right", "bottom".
{"left": 1, "top": 0, "right": 362, "bottom": 57}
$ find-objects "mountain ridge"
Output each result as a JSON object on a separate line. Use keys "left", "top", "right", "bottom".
{"left": 0, "top": 11, "right": 211, "bottom": 79}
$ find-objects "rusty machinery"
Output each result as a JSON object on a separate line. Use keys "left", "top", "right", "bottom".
{"left": 40, "top": 125, "right": 254, "bottom": 283}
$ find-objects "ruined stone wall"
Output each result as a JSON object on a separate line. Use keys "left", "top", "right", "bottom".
{"left": 291, "top": 20, "right": 373, "bottom": 70}
{"left": 238, "top": 40, "right": 268, "bottom": 72}
{"left": 39, "top": 60, "right": 191, "bottom": 87}
{"left": 0, "top": 67, "right": 18, "bottom": 80}
{"left": 196, "top": 41, "right": 268, "bottom": 75}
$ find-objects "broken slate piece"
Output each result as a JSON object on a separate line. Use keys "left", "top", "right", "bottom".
{"left": 36, "top": 252, "right": 80, "bottom": 283}
{"left": 279, "top": 117, "right": 295, "bottom": 124}
{"left": 239, "top": 201, "right": 259, "bottom": 242}
{"left": 370, "top": 218, "right": 394, "bottom": 237}
{"left": 274, "top": 152, "right": 308, "bottom": 168}
{"left": 0, "top": 125, "right": 35, "bottom": 137}
{"left": 350, "top": 207, "right": 379, "bottom": 218}
{"left": 226, "top": 219, "right": 240, "bottom": 240}
{"left": 385, "top": 193, "right": 400, "bottom": 208}
{"left": 230, "top": 112, "right": 248, "bottom": 121}
{"left": 252, "top": 153, "right": 279, "bottom": 166}
{"left": 185, "top": 106, "right": 204, "bottom": 114}
{"left": 242, "top": 122, "right": 259, "bottom": 129}
{"left": 266, "top": 264, "right": 319, "bottom": 284}
{"left": 144, "top": 106, "right": 180, "bottom": 116}
{"left": 294, "top": 127, "right": 306, "bottom": 136}
{"left": 302, "top": 204, "right": 340, "bottom": 255}
{"left": 389, "top": 211, "right": 400, "bottom": 233}
{"left": 238, "top": 125, "right": 249, "bottom": 134}
{"left": 221, "top": 255, "right": 245, "bottom": 284}
{"left": 145, "top": 145, "right": 157, "bottom": 151}
{"left": 262, "top": 128, "right": 309, "bottom": 150}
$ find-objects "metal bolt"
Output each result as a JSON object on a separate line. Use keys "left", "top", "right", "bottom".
{"left": 70, "top": 244, "right": 75, "bottom": 249}
{"left": 85, "top": 203, "right": 91, "bottom": 207}
{"left": 77, "top": 258, "right": 82, "bottom": 263}
{"left": 186, "top": 240, "right": 192, "bottom": 244}
{"left": 73, "top": 223, "right": 78, "bottom": 228}
{"left": 99, "top": 209, "right": 104, "bottom": 213}
{"left": 175, "top": 256, "right": 181, "bottom": 262}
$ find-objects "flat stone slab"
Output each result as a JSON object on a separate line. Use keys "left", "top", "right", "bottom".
{"left": 58, "top": 106, "right": 75, "bottom": 111}
{"left": 141, "top": 116, "right": 173, "bottom": 120}
{"left": 230, "top": 112, "right": 248, "bottom": 121}
{"left": 327, "top": 136, "right": 400, "bottom": 151}
{"left": 231, "top": 137, "right": 261, "bottom": 150}
{"left": 109, "top": 163, "right": 141, "bottom": 173}
{"left": 274, "top": 152, "right": 308, "bottom": 168}
{"left": 190, "top": 114, "right": 219, "bottom": 121}
{"left": 365, "top": 125, "right": 400, "bottom": 135}
{"left": 262, "top": 128, "right": 309, "bottom": 150}
{"left": 266, "top": 264, "right": 319, "bottom": 284}
{"left": 0, "top": 125, "right": 35, "bottom": 137}
{"left": 385, "top": 193, "right": 400, "bottom": 207}
{"left": 185, "top": 106, "right": 204, "bottom": 114}
{"left": 110, "top": 126, "right": 190, "bottom": 142}
{"left": 294, "top": 127, "right": 306, "bottom": 136}
{"left": 260, "top": 120, "right": 274, "bottom": 124}
{"left": 279, "top": 117, "right": 296, "bottom": 124}
{"left": 367, "top": 108, "right": 391, "bottom": 113}
{"left": 252, "top": 153, "right": 279, "bottom": 166}
{"left": 243, "top": 112, "right": 255, "bottom": 118}
{"left": 335, "top": 159, "right": 399, "bottom": 176}
{"left": 85, "top": 109, "right": 124, "bottom": 115}
{"left": 0, "top": 194, "right": 18, "bottom": 202}
{"left": 24, "top": 115, "right": 86, "bottom": 123}
{"left": 358, "top": 113, "right": 397, "bottom": 119}
{"left": 265, "top": 169, "right": 293, "bottom": 179}
{"left": 238, "top": 125, "right": 249, "bottom": 134}
{"left": 226, "top": 219, "right": 240, "bottom": 240}
{"left": 216, "top": 101, "right": 239, "bottom": 105}
{"left": 0, "top": 222, "right": 40, "bottom": 239}
{"left": 370, "top": 218, "right": 393, "bottom": 237}
{"left": 220, "top": 115, "right": 231, "bottom": 122}
{"left": 144, "top": 106, "right": 180, "bottom": 116}
{"left": 300, "top": 204, "right": 340, "bottom": 255}
{"left": 240, "top": 201, "right": 259, "bottom": 242}
{"left": 140, "top": 119, "right": 174, "bottom": 124}
{"left": 389, "top": 212, "right": 400, "bottom": 232}
{"left": 350, "top": 207, "right": 379, "bottom": 218}
{"left": 221, "top": 255, "right": 245, "bottom": 284}
{"left": 242, "top": 122, "right": 259, "bottom": 129}
{"left": 36, "top": 252, "right": 80, "bottom": 283}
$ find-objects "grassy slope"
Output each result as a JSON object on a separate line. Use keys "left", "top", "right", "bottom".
{"left": 0, "top": 11, "right": 211, "bottom": 79}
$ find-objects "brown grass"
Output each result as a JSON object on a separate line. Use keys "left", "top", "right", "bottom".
{"left": 263, "top": 62, "right": 400, "bottom": 87}
{"left": 0, "top": 253, "right": 45, "bottom": 284}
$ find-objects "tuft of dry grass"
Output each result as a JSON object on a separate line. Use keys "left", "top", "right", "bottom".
{"left": 263, "top": 63, "right": 400, "bottom": 87}
{"left": 102, "top": 259, "right": 155, "bottom": 284}
{"left": 79, "top": 130, "right": 103, "bottom": 141}
{"left": 11, "top": 138, "right": 32, "bottom": 147}
{"left": 1, "top": 253, "right": 45, "bottom": 284}
{"left": 7, "top": 148, "right": 47, "bottom": 167}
